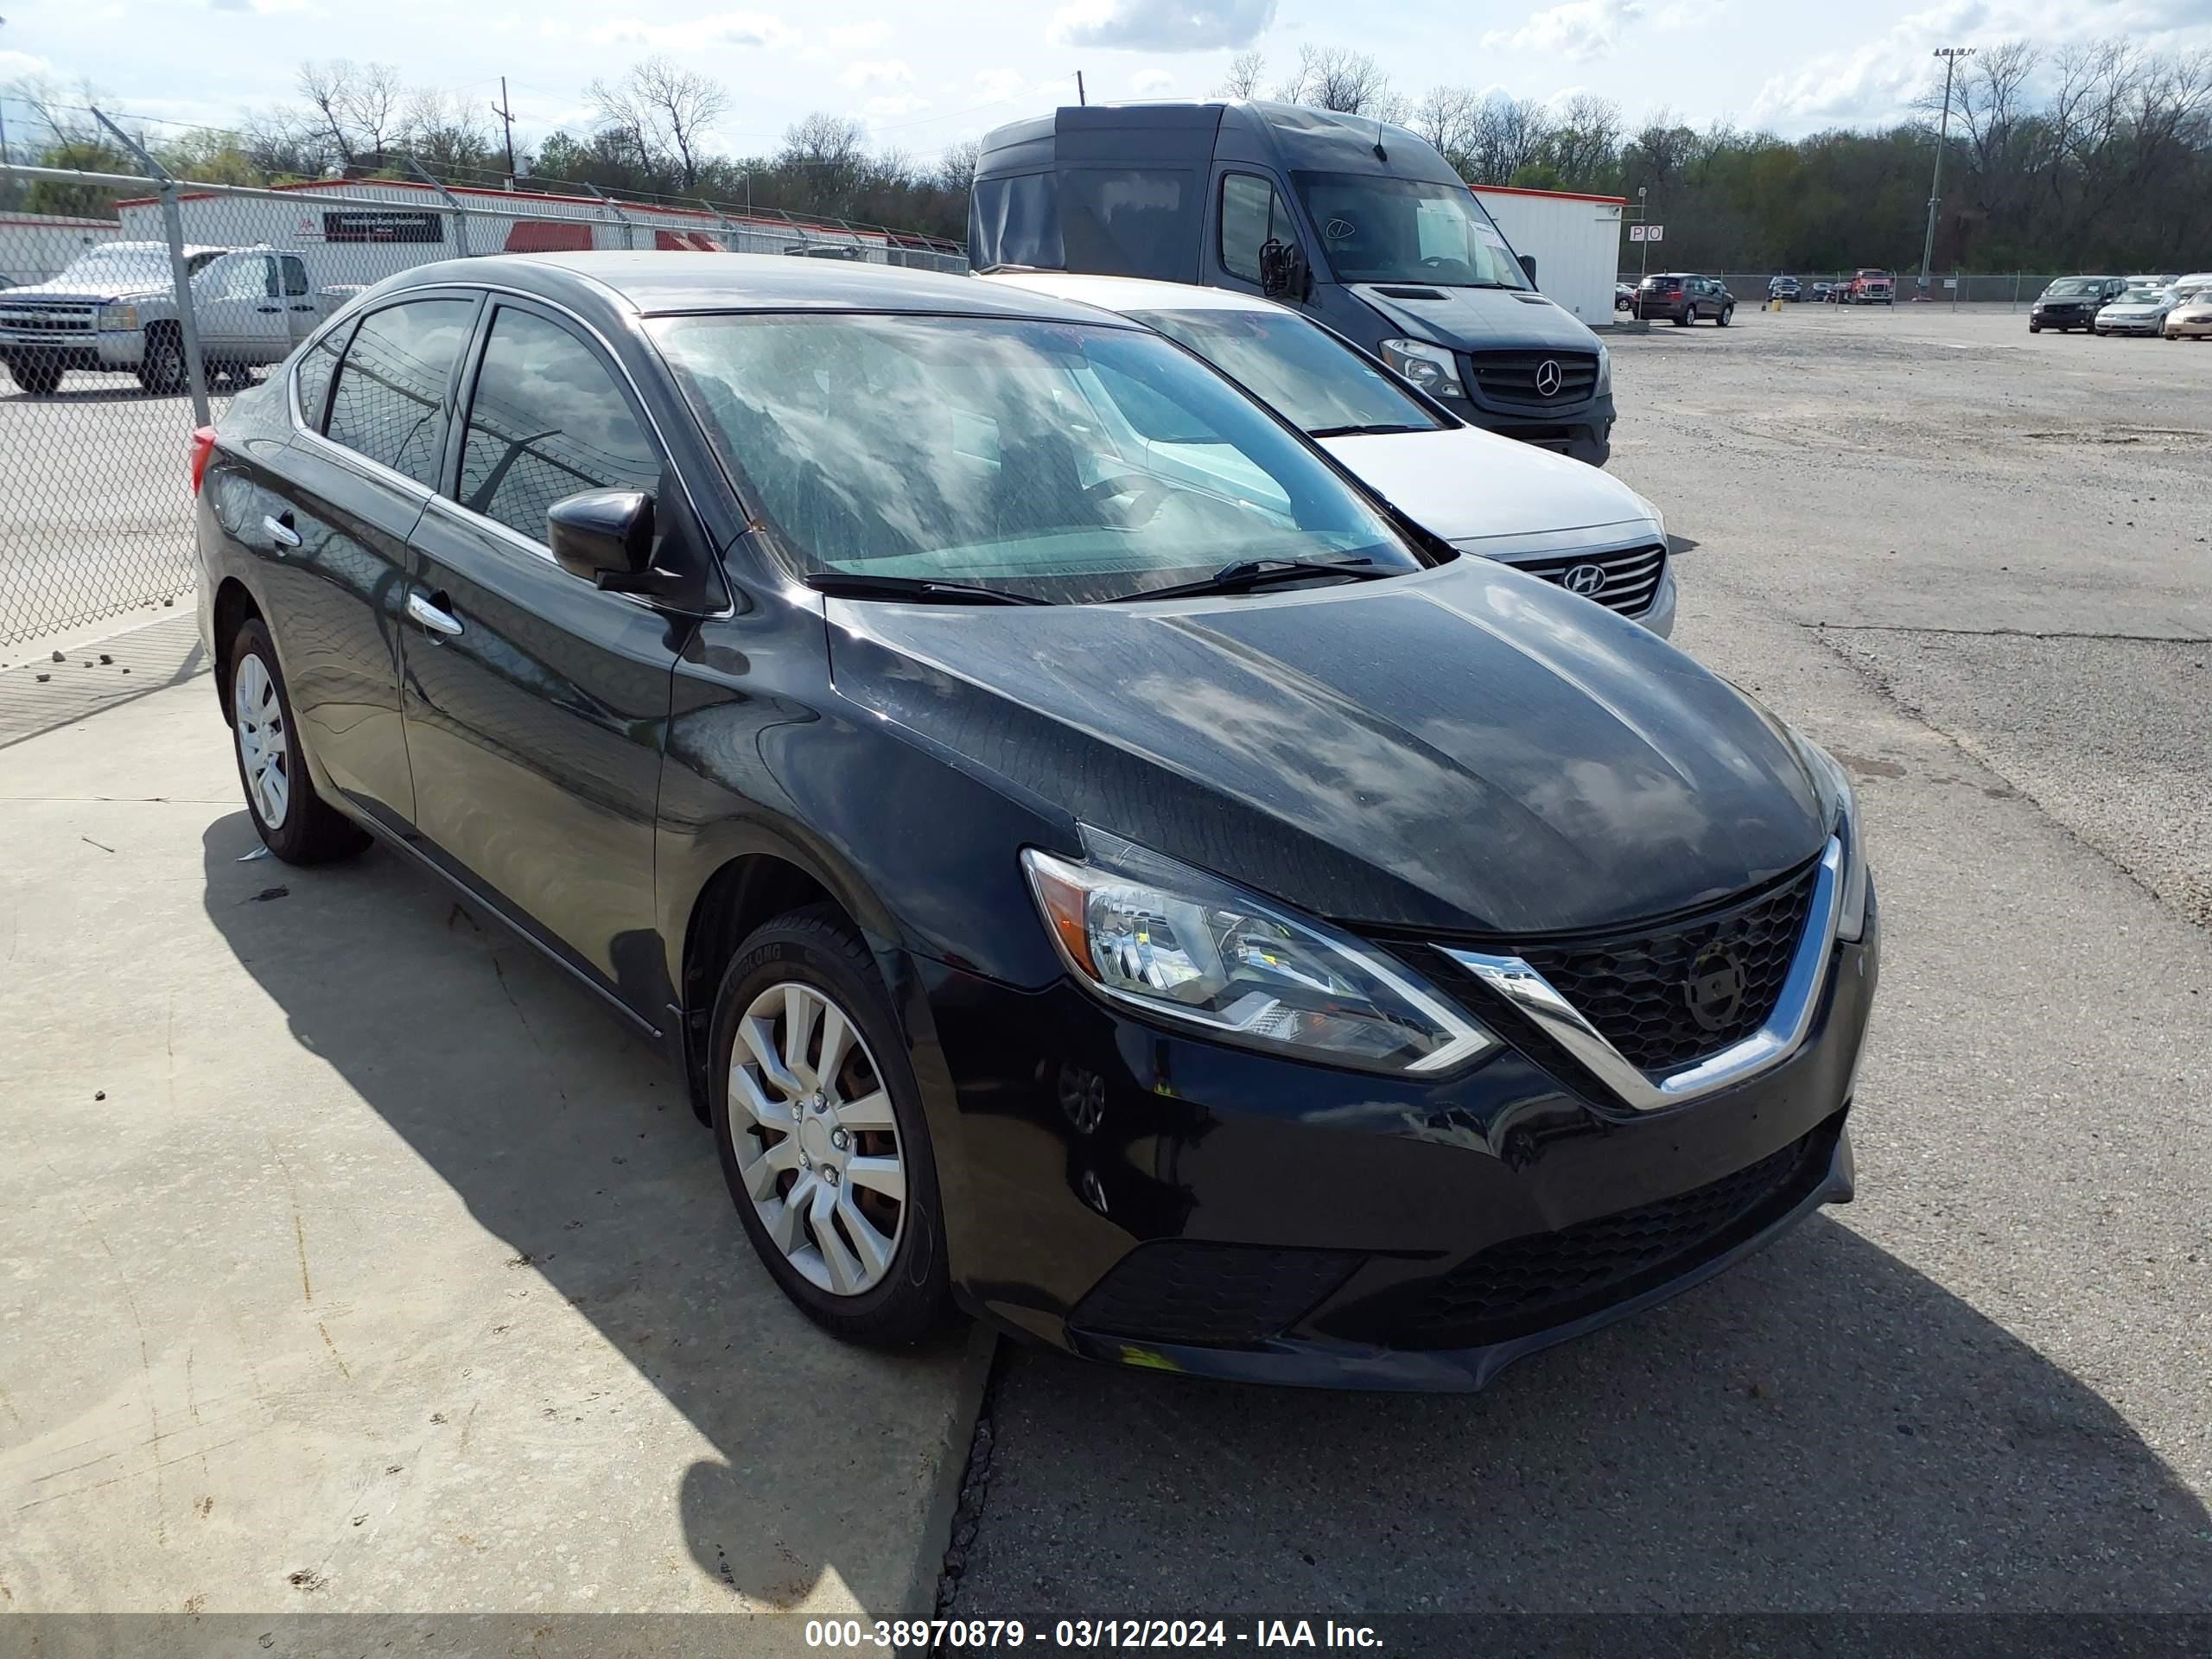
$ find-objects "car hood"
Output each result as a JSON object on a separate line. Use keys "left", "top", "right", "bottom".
{"left": 1349, "top": 283, "right": 1599, "bottom": 353}
{"left": 2100, "top": 302, "right": 2161, "bottom": 315}
{"left": 826, "top": 558, "right": 1826, "bottom": 936}
{"left": 0, "top": 282, "right": 161, "bottom": 305}
{"left": 1315, "top": 427, "right": 1656, "bottom": 546}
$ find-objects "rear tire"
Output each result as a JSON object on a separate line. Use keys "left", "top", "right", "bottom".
{"left": 226, "top": 618, "right": 370, "bottom": 865}
{"left": 1673, "top": 308, "right": 1691, "bottom": 327}
{"left": 709, "top": 905, "right": 950, "bottom": 1344}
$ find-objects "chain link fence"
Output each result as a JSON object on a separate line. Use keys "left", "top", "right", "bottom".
{"left": 0, "top": 162, "right": 965, "bottom": 649}
{"left": 1688, "top": 272, "right": 2086, "bottom": 308}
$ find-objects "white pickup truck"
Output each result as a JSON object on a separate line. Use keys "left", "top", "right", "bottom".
{"left": 0, "top": 242, "right": 344, "bottom": 396}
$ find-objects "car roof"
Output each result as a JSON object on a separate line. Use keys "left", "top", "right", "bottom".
{"left": 377, "top": 251, "right": 1140, "bottom": 325}
{"left": 977, "top": 270, "right": 1284, "bottom": 317}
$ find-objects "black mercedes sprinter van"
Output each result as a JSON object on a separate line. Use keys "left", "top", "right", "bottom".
{"left": 969, "top": 100, "right": 1617, "bottom": 466}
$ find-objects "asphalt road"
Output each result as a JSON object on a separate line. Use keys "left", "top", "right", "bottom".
{"left": 948, "top": 305, "right": 2212, "bottom": 1624}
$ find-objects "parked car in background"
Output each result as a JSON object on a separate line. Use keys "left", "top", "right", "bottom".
{"left": 1837, "top": 269, "right": 1895, "bottom": 305}
{"left": 1768, "top": 276, "right": 1801, "bottom": 302}
{"left": 2094, "top": 285, "right": 2183, "bottom": 337}
{"left": 1616, "top": 282, "right": 1634, "bottom": 311}
{"left": 0, "top": 242, "right": 340, "bottom": 395}
{"left": 1809, "top": 281, "right": 1833, "bottom": 302}
{"left": 2123, "top": 273, "right": 2179, "bottom": 289}
{"left": 2164, "top": 287, "right": 2212, "bottom": 340}
{"left": 194, "top": 251, "right": 1877, "bottom": 1389}
{"left": 2029, "top": 276, "right": 2125, "bottom": 333}
{"left": 1635, "top": 273, "right": 1734, "bottom": 326}
{"left": 981, "top": 272, "right": 1675, "bottom": 634}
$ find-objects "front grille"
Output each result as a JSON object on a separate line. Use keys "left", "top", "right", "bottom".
{"left": 0, "top": 308, "right": 96, "bottom": 335}
{"left": 1070, "top": 1240, "right": 1363, "bottom": 1348}
{"left": 1382, "top": 1122, "right": 1834, "bottom": 1349}
{"left": 1514, "top": 860, "right": 1821, "bottom": 1071}
{"left": 1510, "top": 542, "right": 1667, "bottom": 617}
{"left": 1467, "top": 349, "right": 1599, "bottom": 409}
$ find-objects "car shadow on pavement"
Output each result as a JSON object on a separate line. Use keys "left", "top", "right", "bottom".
{"left": 967, "top": 1210, "right": 2212, "bottom": 1611}
{"left": 198, "top": 814, "right": 966, "bottom": 1616}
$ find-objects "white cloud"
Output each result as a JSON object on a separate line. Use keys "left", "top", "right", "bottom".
{"left": 826, "top": 21, "right": 893, "bottom": 50}
{"left": 842, "top": 58, "right": 914, "bottom": 89}
{"left": 580, "top": 10, "right": 798, "bottom": 50}
{"left": 1130, "top": 67, "right": 1177, "bottom": 95}
{"left": 1482, "top": 0, "right": 1644, "bottom": 60}
{"left": 972, "top": 67, "right": 1027, "bottom": 101}
{"left": 1047, "top": 0, "right": 1275, "bottom": 52}
{"left": 1, "top": 48, "right": 56, "bottom": 80}
{"left": 863, "top": 93, "right": 931, "bottom": 120}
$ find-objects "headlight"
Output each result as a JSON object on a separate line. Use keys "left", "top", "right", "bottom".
{"left": 1379, "top": 337, "right": 1465, "bottom": 400}
{"left": 1595, "top": 341, "right": 1611, "bottom": 396}
{"left": 1022, "top": 830, "right": 1495, "bottom": 1075}
{"left": 98, "top": 304, "right": 139, "bottom": 332}
{"left": 1797, "top": 741, "right": 1871, "bottom": 943}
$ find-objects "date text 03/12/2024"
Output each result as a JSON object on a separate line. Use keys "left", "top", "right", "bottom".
{"left": 803, "top": 1619, "right": 1387, "bottom": 1649}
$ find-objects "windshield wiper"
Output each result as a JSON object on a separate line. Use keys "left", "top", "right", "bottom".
{"left": 1307, "top": 422, "right": 1431, "bottom": 439}
{"left": 1109, "top": 556, "right": 1386, "bottom": 603}
{"left": 804, "top": 572, "right": 1052, "bottom": 607}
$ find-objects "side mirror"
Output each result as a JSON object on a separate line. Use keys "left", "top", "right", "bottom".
{"left": 1258, "top": 238, "right": 1313, "bottom": 302}
{"left": 1518, "top": 253, "right": 1538, "bottom": 287}
{"left": 547, "top": 488, "right": 655, "bottom": 590}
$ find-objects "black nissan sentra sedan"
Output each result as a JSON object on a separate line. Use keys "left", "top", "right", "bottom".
{"left": 193, "top": 253, "right": 1878, "bottom": 1389}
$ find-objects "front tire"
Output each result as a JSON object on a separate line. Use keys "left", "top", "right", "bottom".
{"left": 6, "top": 353, "right": 63, "bottom": 395}
{"left": 709, "top": 906, "right": 950, "bottom": 1344}
{"left": 226, "top": 618, "right": 369, "bottom": 865}
{"left": 1718, "top": 306, "right": 1733, "bottom": 327}
{"left": 137, "top": 325, "right": 188, "bottom": 395}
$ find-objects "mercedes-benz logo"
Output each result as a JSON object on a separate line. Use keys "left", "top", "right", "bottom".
{"left": 1561, "top": 563, "right": 1606, "bottom": 596}
{"left": 1684, "top": 943, "right": 1747, "bottom": 1033}
{"left": 1534, "top": 359, "right": 1563, "bottom": 397}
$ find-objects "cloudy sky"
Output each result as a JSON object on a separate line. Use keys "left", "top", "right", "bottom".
{"left": 4, "top": 0, "right": 2210, "bottom": 168}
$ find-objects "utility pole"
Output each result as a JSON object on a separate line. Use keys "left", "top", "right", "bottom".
{"left": 491, "top": 76, "right": 518, "bottom": 185}
{"left": 1076, "top": 71, "right": 1086, "bottom": 107}
{"left": 1918, "top": 47, "right": 1972, "bottom": 299}
{"left": 0, "top": 16, "right": 12, "bottom": 175}
{"left": 1637, "top": 186, "right": 1649, "bottom": 281}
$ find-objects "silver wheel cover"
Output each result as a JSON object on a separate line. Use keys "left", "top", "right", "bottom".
{"left": 727, "top": 981, "right": 906, "bottom": 1298}
{"left": 232, "top": 652, "right": 290, "bottom": 830}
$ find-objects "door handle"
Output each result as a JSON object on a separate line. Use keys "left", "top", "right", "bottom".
{"left": 255, "top": 305, "right": 281, "bottom": 314}
{"left": 407, "top": 589, "right": 464, "bottom": 638}
{"left": 261, "top": 512, "right": 300, "bottom": 550}
{"left": 289, "top": 304, "right": 315, "bottom": 312}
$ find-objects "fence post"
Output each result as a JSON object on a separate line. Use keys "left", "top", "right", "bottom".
{"left": 91, "top": 108, "right": 210, "bottom": 425}
{"left": 584, "top": 183, "right": 634, "bottom": 251}
{"left": 404, "top": 156, "right": 472, "bottom": 258}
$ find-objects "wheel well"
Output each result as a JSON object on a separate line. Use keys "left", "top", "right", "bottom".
{"left": 679, "top": 854, "right": 848, "bottom": 1118}
{"left": 211, "top": 578, "right": 261, "bottom": 720}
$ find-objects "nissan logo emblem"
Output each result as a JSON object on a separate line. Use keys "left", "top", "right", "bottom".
{"left": 1685, "top": 943, "right": 1748, "bottom": 1033}
{"left": 1534, "top": 359, "right": 1563, "bottom": 397}
{"left": 1561, "top": 563, "right": 1606, "bottom": 596}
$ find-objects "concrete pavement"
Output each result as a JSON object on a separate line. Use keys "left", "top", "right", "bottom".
{"left": 0, "top": 670, "right": 988, "bottom": 1632}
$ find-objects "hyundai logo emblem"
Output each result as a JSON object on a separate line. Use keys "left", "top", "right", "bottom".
{"left": 1684, "top": 943, "right": 1748, "bottom": 1033}
{"left": 1561, "top": 563, "right": 1606, "bottom": 596}
{"left": 1534, "top": 359, "right": 1563, "bottom": 397}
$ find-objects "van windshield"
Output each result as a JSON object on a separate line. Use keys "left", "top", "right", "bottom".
{"left": 1290, "top": 173, "right": 1527, "bottom": 289}
{"left": 1128, "top": 308, "right": 1447, "bottom": 438}
{"left": 652, "top": 312, "right": 1419, "bottom": 605}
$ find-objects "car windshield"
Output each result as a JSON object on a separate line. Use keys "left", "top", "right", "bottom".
{"left": 652, "top": 312, "right": 1421, "bottom": 605}
{"left": 1289, "top": 172, "right": 1527, "bottom": 289}
{"left": 2045, "top": 279, "right": 2103, "bottom": 296}
{"left": 2116, "top": 287, "right": 2165, "bottom": 303}
{"left": 1125, "top": 307, "right": 1446, "bottom": 438}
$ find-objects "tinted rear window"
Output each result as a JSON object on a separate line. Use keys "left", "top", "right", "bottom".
{"left": 325, "top": 297, "right": 476, "bottom": 486}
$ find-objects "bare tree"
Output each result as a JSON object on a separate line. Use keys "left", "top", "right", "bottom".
{"left": 403, "top": 88, "right": 498, "bottom": 175}
{"left": 1541, "top": 92, "right": 1622, "bottom": 188}
{"left": 1216, "top": 50, "right": 1267, "bottom": 100}
{"left": 934, "top": 137, "right": 982, "bottom": 194}
{"left": 296, "top": 59, "right": 404, "bottom": 167}
{"left": 1275, "top": 46, "right": 1406, "bottom": 122}
{"left": 1465, "top": 92, "right": 1551, "bottom": 184}
{"left": 1414, "top": 85, "right": 1479, "bottom": 170}
{"left": 589, "top": 55, "right": 730, "bottom": 190}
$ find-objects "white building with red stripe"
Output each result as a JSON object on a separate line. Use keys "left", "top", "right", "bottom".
{"left": 1471, "top": 184, "right": 1628, "bottom": 328}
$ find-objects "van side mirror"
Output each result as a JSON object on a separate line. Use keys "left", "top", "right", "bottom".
{"left": 1518, "top": 253, "right": 1538, "bottom": 287}
{"left": 1259, "top": 238, "right": 1311, "bottom": 302}
{"left": 548, "top": 488, "right": 655, "bottom": 589}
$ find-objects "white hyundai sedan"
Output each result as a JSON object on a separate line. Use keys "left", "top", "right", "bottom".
{"left": 978, "top": 271, "right": 1677, "bottom": 637}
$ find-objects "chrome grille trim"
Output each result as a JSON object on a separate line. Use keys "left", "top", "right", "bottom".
{"left": 1438, "top": 836, "right": 1842, "bottom": 1114}
{"left": 1507, "top": 542, "right": 1668, "bottom": 617}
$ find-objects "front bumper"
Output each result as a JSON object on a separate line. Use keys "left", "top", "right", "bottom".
{"left": 2031, "top": 307, "right": 2096, "bottom": 328}
{"left": 0, "top": 331, "right": 145, "bottom": 371}
{"left": 920, "top": 880, "right": 1878, "bottom": 1390}
{"left": 2097, "top": 316, "right": 2162, "bottom": 335}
